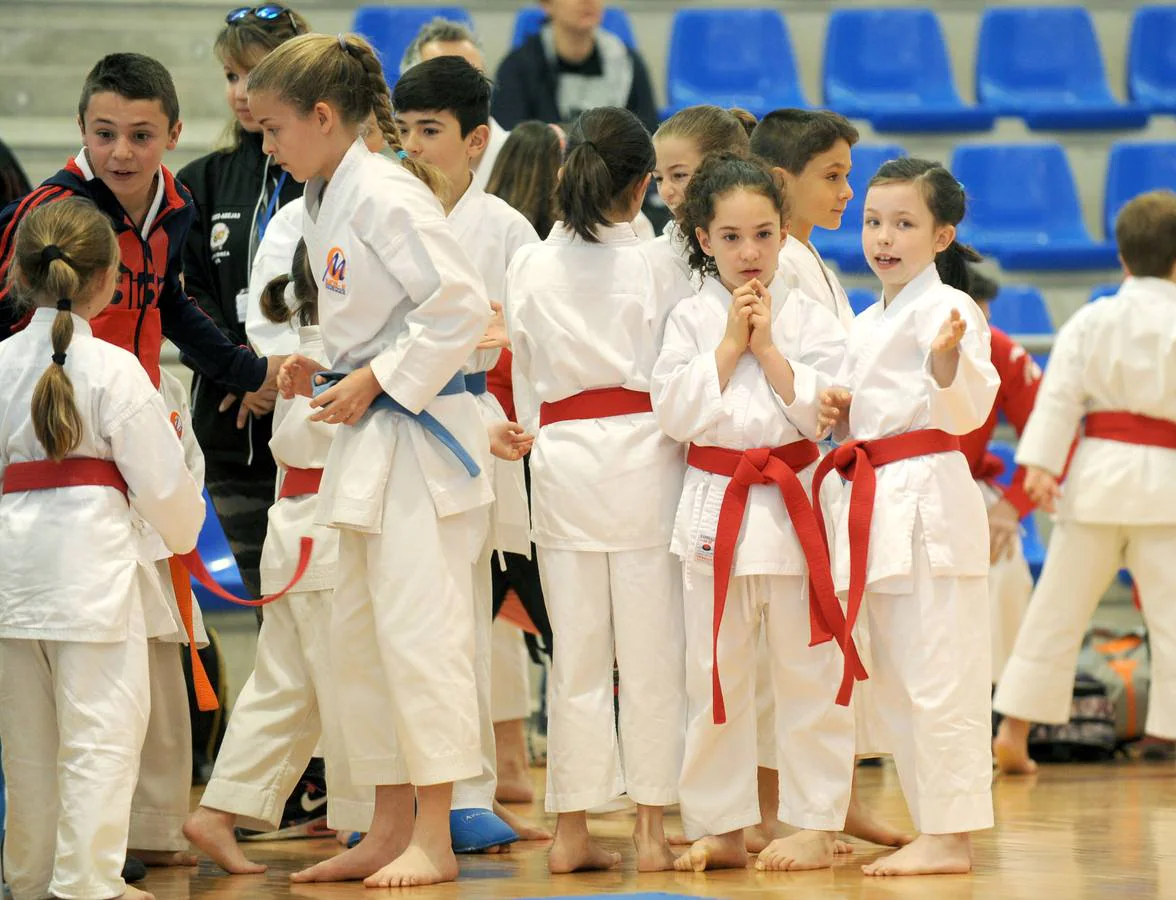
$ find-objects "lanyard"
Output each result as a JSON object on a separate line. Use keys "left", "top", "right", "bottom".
{"left": 257, "top": 170, "right": 288, "bottom": 242}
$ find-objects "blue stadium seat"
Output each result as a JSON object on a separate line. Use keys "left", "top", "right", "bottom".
{"left": 351, "top": 5, "right": 473, "bottom": 80}
{"left": 192, "top": 487, "right": 249, "bottom": 613}
{"left": 847, "top": 288, "right": 876, "bottom": 316}
{"left": 976, "top": 6, "right": 1148, "bottom": 130}
{"left": 1128, "top": 5, "right": 1176, "bottom": 114}
{"left": 663, "top": 9, "right": 806, "bottom": 119}
{"left": 1104, "top": 141, "right": 1176, "bottom": 239}
{"left": 951, "top": 143, "right": 1119, "bottom": 271}
{"left": 822, "top": 9, "right": 995, "bottom": 133}
{"left": 988, "top": 441, "right": 1046, "bottom": 577}
{"left": 512, "top": 6, "right": 636, "bottom": 49}
{"left": 989, "top": 441, "right": 1017, "bottom": 488}
{"left": 810, "top": 143, "right": 907, "bottom": 274}
{"left": 989, "top": 284, "right": 1054, "bottom": 335}
{"left": 1089, "top": 282, "right": 1121, "bottom": 303}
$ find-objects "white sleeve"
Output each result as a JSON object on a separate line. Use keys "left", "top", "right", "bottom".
{"left": 158, "top": 369, "right": 206, "bottom": 492}
{"left": 775, "top": 294, "right": 847, "bottom": 439}
{"left": 245, "top": 202, "right": 303, "bottom": 356}
{"left": 651, "top": 301, "right": 726, "bottom": 443}
{"left": 922, "top": 296, "right": 1000, "bottom": 436}
{"left": 1015, "top": 310, "right": 1090, "bottom": 475}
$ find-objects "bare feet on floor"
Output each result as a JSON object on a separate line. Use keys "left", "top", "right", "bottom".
{"left": 363, "top": 841, "right": 459, "bottom": 888}
{"left": 755, "top": 830, "right": 837, "bottom": 871}
{"left": 548, "top": 832, "right": 622, "bottom": 874}
{"left": 290, "top": 830, "right": 409, "bottom": 883}
{"left": 862, "top": 832, "right": 972, "bottom": 876}
{"left": 495, "top": 768, "right": 535, "bottom": 804}
{"left": 674, "top": 831, "right": 748, "bottom": 873}
{"left": 745, "top": 821, "right": 852, "bottom": 855}
{"left": 994, "top": 717, "right": 1039, "bottom": 775}
{"left": 129, "top": 849, "right": 198, "bottom": 867}
{"left": 120, "top": 886, "right": 156, "bottom": 900}
{"left": 844, "top": 794, "right": 914, "bottom": 847}
{"left": 182, "top": 807, "right": 266, "bottom": 875}
{"left": 493, "top": 801, "right": 552, "bottom": 842}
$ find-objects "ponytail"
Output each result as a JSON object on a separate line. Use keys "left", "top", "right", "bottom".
{"left": 5, "top": 198, "right": 119, "bottom": 461}
{"left": 558, "top": 141, "right": 615, "bottom": 243}
{"left": 261, "top": 238, "right": 317, "bottom": 326}
{"left": 935, "top": 239, "right": 983, "bottom": 293}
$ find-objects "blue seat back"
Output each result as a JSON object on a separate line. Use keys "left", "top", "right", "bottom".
{"left": 666, "top": 9, "right": 805, "bottom": 113}
{"left": 952, "top": 143, "right": 1089, "bottom": 245}
{"left": 989, "top": 284, "right": 1054, "bottom": 335}
{"left": 352, "top": 5, "right": 472, "bottom": 79}
{"left": 824, "top": 8, "right": 963, "bottom": 109}
{"left": 192, "top": 487, "right": 248, "bottom": 613}
{"left": 1089, "top": 282, "right": 1121, "bottom": 303}
{"left": 512, "top": 6, "right": 636, "bottom": 49}
{"left": 1104, "top": 142, "right": 1176, "bottom": 238}
{"left": 1128, "top": 6, "right": 1176, "bottom": 109}
{"left": 976, "top": 6, "right": 1115, "bottom": 110}
{"left": 989, "top": 440, "right": 1017, "bottom": 488}
{"left": 846, "top": 289, "right": 875, "bottom": 316}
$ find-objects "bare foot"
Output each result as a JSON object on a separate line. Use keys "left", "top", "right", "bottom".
{"left": 548, "top": 832, "right": 622, "bottom": 874}
{"left": 862, "top": 832, "right": 972, "bottom": 876}
{"left": 633, "top": 826, "right": 677, "bottom": 873}
{"left": 119, "top": 887, "right": 156, "bottom": 900}
{"left": 844, "top": 793, "right": 913, "bottom": 847}
{"left": 363, "top": 842, "right": 458, "bottom": 888}
{"left": 129, "top": 849, "right": 198, "bottom": 867}
{"left": 182, "top": 807, "right": 266, "bottom": 875}
{"left": 291, "top": 830, "right": 408, "bottom": 883}
{"left": 748, "top": 822, "right": 851, "bottom": 855}
{"left": 673, "top": 831, "right": 748, "bottom": 873}
{"left": 755, "top": 830, "right": 836, "bottom": 871}
{"left": 493, "top": 801, "right": 552, "bottom": 841}
{"left": 667, "top": 832, "right": 694, "bottom": 846}
{"left": 495, "top": 772, "right": 535, "bottom": 804}
{"left": 994, "top": 717, "right": 1039, "bottom": 775}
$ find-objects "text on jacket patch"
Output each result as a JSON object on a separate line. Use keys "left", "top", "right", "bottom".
{"left": 323, "top": 246, "right": 347, "bottom": 296}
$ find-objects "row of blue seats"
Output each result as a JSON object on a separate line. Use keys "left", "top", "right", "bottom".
{"left": 351, "top": 4, "right": 1176, "bottom": 132}
{"left": 810, "top": 140, "right": 1174, "bottom": 274}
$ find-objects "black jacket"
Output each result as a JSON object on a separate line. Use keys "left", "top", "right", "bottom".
{"left": 178, "top": 131, "right": 303, "bottom": 466}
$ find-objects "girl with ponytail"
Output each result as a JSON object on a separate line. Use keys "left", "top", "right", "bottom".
{"left": 245, "top": 31, "right": 496, "bottom": 889}
{"left": 811, "top": 159, "right": 1001, "bottom": 876}
{"left": 0, "top": 197, "right": 204, "bottom": 900}
{"left": 506, "top": 106, "right": 687, "bottom": 875}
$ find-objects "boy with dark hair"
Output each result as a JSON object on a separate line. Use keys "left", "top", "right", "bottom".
{"left": 0, "top": 52, "right": 278, "bottom": 393}
{"left": 750, "top": 109, "right": 859, "bottom": 327}
{"left": 994, "top": 190, "right": 1176, "bottom": 773}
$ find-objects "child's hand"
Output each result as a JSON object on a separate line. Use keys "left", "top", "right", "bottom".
{"left": 278, "top": 354, "right": 325, "bottom": 399}
{"left": 262, "top": 353, "right": 287, "bottom": 391}
{"left": 723, "top": 283, "right": 757, "bottom": 353}
{"left": 489, "top": 421, "right": 534, "bottom": 461}
{"left": 746, "top": 281, "right": 774, "bottom": 358}
{"left": 818, "top": 387, "right": 852, "bottom": 435}
{"left": 1024, "top": 466, "right": 1061, "bottom": 514}
{"left": 477, "top": 301, "right": 509, "bottom": 350}
{"left": 932, "top": 308, "right": 967, "bottom": 354}
{"left": 309, "top": 366, "right": 383, "bottom": 425}
{"left": 988, "top": 496, "right": 1022, "bottom": 563}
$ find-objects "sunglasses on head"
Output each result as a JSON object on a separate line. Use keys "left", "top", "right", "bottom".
{"left": 225, "top": 6, "right": 297, "bottom": 29}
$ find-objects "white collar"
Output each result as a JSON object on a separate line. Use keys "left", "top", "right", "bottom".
{"left": 305, "top": 139, "right": 368, "bottom": 221}
{"left": 548, "top": 220, "right": 639, "bottom": 246}
{"left": 1122, "top": 276, "right": 1176, "bottom": 302}
{"left": 882, "top": 262, "right": 941, "bottom": 315}
{"left": 447, "top": 173, "right": 482, "bottom": 220}
{"left": 30, "top": 306, "right": 93, "bottom": 336}
{"left": 74, "top": 148, "right": 165, "bottom": 240}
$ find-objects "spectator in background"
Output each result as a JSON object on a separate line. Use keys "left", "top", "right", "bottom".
{"left": 400, "top": 18, "right": 508, "bottom": 191}
{"left": 0, "top": 136, "right": 32, "bottom": 207}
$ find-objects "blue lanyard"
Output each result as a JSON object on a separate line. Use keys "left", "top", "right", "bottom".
{"left": 258, "top": 170, "right": 288, "bottom": 242}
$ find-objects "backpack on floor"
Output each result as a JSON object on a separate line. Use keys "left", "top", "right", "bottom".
{"left": 1027, "top": 673, "right": 1118, "bottom": 763}
{"left": 1078, "top": 628, "right": 1150, "bottom": 743}
{"left": 183, "top": 624, "right": 229, "bottom": 784}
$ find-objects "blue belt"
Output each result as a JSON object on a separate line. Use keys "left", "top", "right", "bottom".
{"left": 465, "top": 371, "right": 487, "bottom": 396}
{"left": 312, "top": 370, "right": 481, "bottom": 477}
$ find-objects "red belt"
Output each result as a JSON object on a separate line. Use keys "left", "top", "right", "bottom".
{"left": 279, "top": 466, "right": 323, "bottom": 500}
{"left": 2, "top": 458, "right": 314, "bottom": 709}
{"left": 1084, "top": 411, "right": 1176, "bottom": 450}
{"left": 539, "top": 387, "right": 652, "bottom": 428}
{"left": 687, "top": 440, "right": 860, "bottom": 722}
{"left": 811, "top": 429, "right": 962, "bottom": 705}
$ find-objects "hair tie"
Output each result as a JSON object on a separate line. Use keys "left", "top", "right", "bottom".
{"left": 52, "top": 352, "right": 67, "bottom": 366}
{"left": 41, "top": 245, "right": 67, "bottom": 266}
{"left": 337, "top": 33, "right": 351, "bottom": 53}
{"left": 56, "top": 298, "right": 72, "bottom": 312}
{"left": 396, "top": 149, "right": 409, "bottom": 160}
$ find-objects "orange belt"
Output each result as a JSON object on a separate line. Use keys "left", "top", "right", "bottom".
{"left": 2, "top": 458, "right": 315, "bottom": 711}
{"left": 278, "top": 466, "right": 323, "bottom": 500}
{"left": 687, "top": 440, "right": 861, "bottom": 722}
{"left": 811, "top": 429, "right": 962, "bottom": 705}
{"left": 539, "top": 387, "right": 652, "bottom": 427}
{"left": 1084, "top": 411, "right": 1176, "bottom": 449}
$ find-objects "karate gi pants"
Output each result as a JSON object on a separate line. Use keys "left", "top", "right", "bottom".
{"left": 200, "top": 589, "right": 373, "bottom": 833}
{"left": 491, "top": 617, "right": 532, "bottom": 724}
{"left": 538, "top": 546, "right": 685, "bottom": 813}
{"left": 0, "top": 607, "right": 148, "bottom": 900}
{"left": 994, "top": 520, "right": 1176, "bottom": 739}
{"left": 865, "top": 526, "right": 994, "bottom": 834}
{"left": 330, "top": 455, "right": 483, "bottom": 789}
{"left": 988, "top": 538, "right": 1034, "bottom": 685}
{"left": 680, "top": 572, "right": 854, "bottom": 839}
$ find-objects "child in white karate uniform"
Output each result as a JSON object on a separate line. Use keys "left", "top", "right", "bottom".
{"left": 652, "top": 154, "right": 854, "bottom": 874}
{"left": 250, "top": 33, "right": 493, "bottom": 888}
{"left": 0, "top": 198, "right": 204, "bottom": 900}
{"left": 817, "top": 159, "right": 1000, "bottom": 876}
{"left": 993, "top": 191, "right": 1176, "bottom": 774}
{"left": 507, "top": 106, "right": 687, "bottom": 875}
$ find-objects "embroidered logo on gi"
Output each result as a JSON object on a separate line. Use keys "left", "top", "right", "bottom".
{"left": 322, "top": 246, "right": 348, "bottom": 295}
{"left": 169, "top": 411, "right": 184, "bottom": 440}
{"left": 210, "top": 222, "right": 230, "bottom": 251}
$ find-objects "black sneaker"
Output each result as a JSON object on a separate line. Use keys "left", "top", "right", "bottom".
{"left": 236, "top": 759, "right": 332, "bottom": 842}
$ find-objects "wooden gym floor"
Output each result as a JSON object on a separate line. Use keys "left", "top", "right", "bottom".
{"left": 139, "top": 759, "right": 1175, "bottom": 899}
